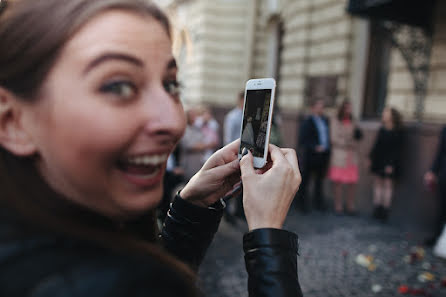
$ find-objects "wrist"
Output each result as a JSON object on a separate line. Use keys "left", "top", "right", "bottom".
{"left": 247, "top": 220, "right": 283, "bottom": 231}
{"left": 178, "top": 188, "right": 208, "bottom": 208}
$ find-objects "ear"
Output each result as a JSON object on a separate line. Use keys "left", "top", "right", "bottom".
{"left": 0, "top": 87, "right": 37, "bottom": 157}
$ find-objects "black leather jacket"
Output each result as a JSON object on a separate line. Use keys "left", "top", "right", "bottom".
{"left": 0, "top": 195, "right": 302, "bottom": 297}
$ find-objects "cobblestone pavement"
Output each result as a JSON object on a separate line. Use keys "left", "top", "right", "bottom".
{"left": 198, "top": 210, "right": 446, "bottom": 297}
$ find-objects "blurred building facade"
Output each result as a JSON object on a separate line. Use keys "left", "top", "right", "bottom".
{"left": 160, "top": 0, "right": 445, "bottom": 122}
{"left": 158, "top": 0, "right": 446, "bottom": 229}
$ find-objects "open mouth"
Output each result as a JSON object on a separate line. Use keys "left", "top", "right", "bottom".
{"left": 117, "top": 153, "right": 168, "bottom": 186}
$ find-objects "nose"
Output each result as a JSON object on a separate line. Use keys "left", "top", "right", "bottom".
{"left": 142, "top": 86, "right": 186, "bottom": 141}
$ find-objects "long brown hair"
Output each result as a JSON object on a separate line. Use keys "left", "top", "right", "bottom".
{"left": 389, "top": 107, "right": 403, "bottom": 130}
{"left": 337, "top": 99, "right": 352, "bottom": 121}
{"left": 0, "top": 0, "right": 197, "bottom": 294}
{"left": 382, "top": 107, "right": 403, "bottom": 130}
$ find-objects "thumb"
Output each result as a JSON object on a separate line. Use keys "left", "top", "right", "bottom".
{"left": 240, "top": 150, "right": 255, "bottom": 176}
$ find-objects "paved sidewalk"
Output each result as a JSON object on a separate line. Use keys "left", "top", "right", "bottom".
{"left": 198, "top": 210, "right": 446, "bottom": 297}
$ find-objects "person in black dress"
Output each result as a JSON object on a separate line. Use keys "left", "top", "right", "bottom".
{"left": 424, "top": 126, "right": 446, "bottom": 246}
{"left": 369, "top": 107, "right": 404, "bottom": 222}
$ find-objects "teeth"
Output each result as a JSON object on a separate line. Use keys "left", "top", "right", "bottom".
{"left": 127, "top": 154, "right": 167, "bottom": 166}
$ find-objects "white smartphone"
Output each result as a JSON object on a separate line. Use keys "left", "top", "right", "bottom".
{"left": 238, "top": 78, "right": 276, "bottom": 168}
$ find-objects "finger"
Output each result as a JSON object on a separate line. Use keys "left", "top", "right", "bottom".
{"left": 222, "top": 139, "right": 241, "bottom": 155}
{"left": 218, "top": 139, "right": 242, "bottom": 164}
{"left": 280, "top": 148, "right": 300, "bottom": 176}
{"left": 239, "top": 149, "right": 255, "bottom": 177}
{"left": 268, "top": 144, "right": 287, "bottom": 166}
{"left": 202, "top": 139, "right": 240, "bottom": 169}
{"left": 209, "top": 158, "right": 240, "bottom": 179}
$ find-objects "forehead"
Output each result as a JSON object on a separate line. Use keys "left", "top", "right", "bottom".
{"left": 62, "top": 10, "right": 173, "bottom": 69}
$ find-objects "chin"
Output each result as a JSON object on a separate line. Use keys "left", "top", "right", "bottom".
{"left": 118, "top": 186, "right": 164, "bottom": 217}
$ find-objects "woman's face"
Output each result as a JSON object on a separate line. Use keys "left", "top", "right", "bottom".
{"left": 23, "top": 11, "right": 186, "bottom": 218}
{"left": 382, "top": 108, "right": 392, "bottom": 125}
{"left": 344, "top": 103, "right": 352, "bottom": 116}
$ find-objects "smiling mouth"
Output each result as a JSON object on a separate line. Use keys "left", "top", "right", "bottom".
{"left": 117, "top": 153, "right": 168, "bottom": 186}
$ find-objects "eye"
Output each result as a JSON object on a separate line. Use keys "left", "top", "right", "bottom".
{"left": 99, "top": 81, "right": 137, "bottom": 100}
{"left": 163, "top": 80, "right": 183, "bottom": 97}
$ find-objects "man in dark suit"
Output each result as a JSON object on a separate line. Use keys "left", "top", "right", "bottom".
{"left": 296, "top": 99, "right": 331, "bottom": 213}
{"left": 424, "top": 125, "right": 446, "bottom": 246}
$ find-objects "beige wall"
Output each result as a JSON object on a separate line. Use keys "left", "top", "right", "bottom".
{"left": 164, "top": 0, "right": 253, "bottom": 108}
{"left": 166, "top": 0, "right": 202, "bottom": 105}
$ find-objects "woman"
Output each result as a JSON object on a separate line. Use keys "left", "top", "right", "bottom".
{"left": 180, "top": 107, "right": 209, "bottom": 181}
{"left": 195, "top": 105, "right": 219, "bottom": 162}
{"left": 0, "top": 0, "right": 302, "bottom": 296}
{"left": 328, "top": 100, "right": 361, "bottom": 215}
{"left": 369, "top": 107, "right": 404, "bottom": 222}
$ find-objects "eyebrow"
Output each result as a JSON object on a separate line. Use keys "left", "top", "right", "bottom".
{"left": 83, "top": 52, "right": 144, "bottom": 74}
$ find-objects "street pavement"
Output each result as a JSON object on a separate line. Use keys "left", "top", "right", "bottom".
{"left": 198, "top": 209, "right": 446, "bottom": 297}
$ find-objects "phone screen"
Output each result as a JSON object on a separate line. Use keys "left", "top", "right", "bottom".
{"left": 239, "top": 89, "right": 272, "bottom": 157}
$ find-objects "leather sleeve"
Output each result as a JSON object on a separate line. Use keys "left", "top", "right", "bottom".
{"left": 244, "top": 229, "right": 303, "bottom": 297}
{"left": 161, "top": 195, "right": 224, "bottom": 271}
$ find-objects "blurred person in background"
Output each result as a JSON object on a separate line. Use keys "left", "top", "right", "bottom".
{"left": 328, "top": 100, "right": 362, "bottom": 215}
{"left": 369, "top": 107, "right": 404, "bottom": 222}
{"left": 297, "top": 99, "right": 331, "bottom": 213}
{"left": 224, "top": 91, "right": 244, "bottom": 145}
{"left": 0, "top": 0, "right": 303, "bottom": 296}
{"left": 195, "top": 105, "right": 219, "bottom": 162}
{"left": 180, "top": 107, "right": 210, "bottom": 181}
{"left": 223, "top": 91, "right": 245, "bottom": 222}
{"left": 424, "top": 125, "right": 446, "bottom": 246}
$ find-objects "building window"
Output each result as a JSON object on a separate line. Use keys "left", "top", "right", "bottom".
{"left": 362, "top": 21, "right": 392, "bottom": 118}
{"left": 266, "top": 17, "right": 284, "bottom": 100}
{"left": 305, "top": 75, "right": 338, "bottom": 107}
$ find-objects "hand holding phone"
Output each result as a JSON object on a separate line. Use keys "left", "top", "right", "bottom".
{"left": 239, "top": 145, "right": 301, "bottom": 231}
{"left": 180, "top": 140, "right": 241, "bottom": 207}
{"left": 239, "top": 78, "right": 276, "bottom": 168}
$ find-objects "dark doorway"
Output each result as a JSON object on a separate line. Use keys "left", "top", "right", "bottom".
{"left": 363, "top": 22, "right": 393, "bottom": 118}
{"left": 266, "top": 17, "right": 284, "bottom": 102}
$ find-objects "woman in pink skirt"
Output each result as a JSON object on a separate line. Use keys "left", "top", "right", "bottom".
{"left": 329, "top": 101, "right": 362, "bottom": 215}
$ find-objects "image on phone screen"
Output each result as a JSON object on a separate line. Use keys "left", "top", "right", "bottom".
{"left": 239, "top": 89, "right": 272, "bottom": 158}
